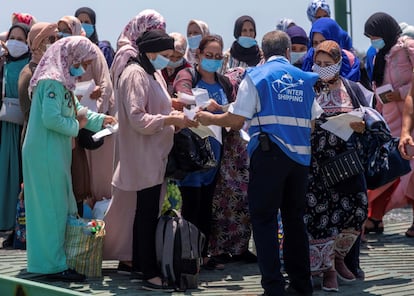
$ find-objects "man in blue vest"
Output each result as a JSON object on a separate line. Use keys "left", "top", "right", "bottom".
{"left": 195, "top": 30, "right": 321, "bottom": 296}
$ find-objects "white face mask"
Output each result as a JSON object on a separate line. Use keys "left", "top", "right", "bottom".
{"left": 5, "top": 39, "right": 29, "bottom": 58}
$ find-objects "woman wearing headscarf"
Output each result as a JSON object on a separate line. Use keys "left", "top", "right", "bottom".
{"left": 74, "top": 6, "right": 115, "bottom": 68}
{"left": 286, "top": 25, "right": 309, "bottom": 69}
{"left": 103, "top": 9, "right": 166, "bottom": 274}
{"left": 57, "top": 15, "right": 85, "bottom": 38}
{"left": 22, "top": 36, "right": 116, "bottom": 281}
{"left": 0, "top": 23, "right": 30, "bottom": 234}
{"left": 304, "top": 40, "right": 369, "bottom": 292}
{"left": 113, "top": 30, "right": 196, "bottom": 291}
{"left": 220, "top": 15, "right": 263, "bottom": 74}
{"left": 18, "top": 22, "right": 59, "bottom": 145}
{"left": 302, "top": 17, "right": 360, "bottom": 82}
{"left": 276, "top": 17, "right": 296, "bottom": 32}
{"left": 364, "top": 12, "right": 414, "bottom": 237}
{"left": 184, "top": 19, "right": 210, "bottom": 66}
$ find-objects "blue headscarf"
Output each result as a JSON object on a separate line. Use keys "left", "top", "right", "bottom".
{"left": 308, "top": 18, "right": 352, "bottom": 50}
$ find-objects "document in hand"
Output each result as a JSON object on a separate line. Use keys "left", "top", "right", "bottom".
{"left": 320, "top": 110, "right": 364, "bottom": 141}
{"left": 376, "top": 84, "right": 394, "bottom": 104}
{"left": 74, "top": 80, "right": 98, "bottom": 112}
{"left": 92, "top": 123, "right": 119, "bottom": 142}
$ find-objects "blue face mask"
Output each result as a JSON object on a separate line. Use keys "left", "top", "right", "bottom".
{"left": 150, "top": 54, "right": 170, "bottom": 70}
{"left": 58, "top": 32, "right": 71, "bottom": 38}
{"left": 371, "top": 38, "right": 385, "bottom": 50}
{"left": 187, "top": 34, "right": 202, "bottom": 50}
{"left": 290, "top": 51, "right": 307, "bottom": 65}
{"left": 237, "top": 36, "right": 257, "bottom": 48}
{"left": 167, "top": 58, "right": 184, "bottom": 69}
{"left": 201, "top": 58, "right": 223, "bottom": 73}
{"left": 82, "top": 23, "right": 95, "bottom": 38}
{"left": 70, "top": 65, "right": 85, "bottom": 77}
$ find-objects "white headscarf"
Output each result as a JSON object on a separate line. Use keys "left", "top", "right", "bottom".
{"left": 29, "top": 36, "right": 97, "bottom": 93}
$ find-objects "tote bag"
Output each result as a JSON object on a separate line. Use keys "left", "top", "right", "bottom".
{"left": 64, "top": 216, "right": 105, "bottom": 277}
{"left": 0, "top": 97, "right": 24, "bottom": 125}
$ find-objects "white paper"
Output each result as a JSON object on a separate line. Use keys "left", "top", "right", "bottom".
{"left": 176, "top": 91, "right": 196, "bottom": 105}
{"left": 239, "top": 129, "right": 250, "bottom": 142}
{"left": 192, "top": 88, "right": 210, "bottom": 108}
{"left": 183, "top": 105, "right": 198, "bottom": 120}
{"left": 320, "top": 110, "right": 364, "bottom": 141}
{"left": 92, "top": 123, "right": 119, "bottom": 141}
{"left": 189, "top": 124, "right": 222, "bottom": 144}
{"left": 75, "top": 80, "right": 98, "bottom": 112}
{"left": 376, "top": 83, "right": 394, "bottom": 104}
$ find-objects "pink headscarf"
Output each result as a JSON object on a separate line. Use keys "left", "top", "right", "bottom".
{"left": 29, "top": 36, "right": 97, "bottom": 93}
{"left": 110, "top": 9, "right": 166, "bottom": 88}
{"left": 58, "top": 15, "right": 86, "bottom": 36}
{"left": 27, "top": 22, "right": 58, "bottom": 64}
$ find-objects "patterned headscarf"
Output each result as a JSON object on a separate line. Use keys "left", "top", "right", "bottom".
{"left": 58, "top": 16, "right": 85, "bottom": 36}
{"left": 110, "top": 9, "right": 166, "bottom": 87}
{"left": 307, "top": 0, "right": 331, "bottom": 23}
{"left": 29, "top": 36, "right": 97, "bottom": 92}
{"left": 276, "top": 18, "right": 296, "bottom": 32}
{"left": 169, "top": 32, "right": 187, "bottom": 55}
{"left": 27, "top": 22, "right": 58, "bottom": 64}
{"left": 364, "top": 12, "right": 402, "bottom": 86}
{"left": 184, "top": 19, "right": 210, "bottom": 65}
{"left": 12, "top": 12, "right": 37, "bottom": 27}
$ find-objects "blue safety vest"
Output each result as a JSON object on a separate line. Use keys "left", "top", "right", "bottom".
{"left": 247, "top": 57, "right": 318, "bottom": 165}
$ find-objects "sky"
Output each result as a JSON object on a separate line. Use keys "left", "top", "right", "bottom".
{"left": 1, "top": 0, "right": 413, "bottom": 54}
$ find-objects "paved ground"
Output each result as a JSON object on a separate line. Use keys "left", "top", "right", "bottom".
{"left": 1, "top": 208, "right": 414, "bottom": 295}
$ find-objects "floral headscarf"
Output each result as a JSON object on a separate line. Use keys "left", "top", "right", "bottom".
{"left": 27, "top": 22, "right": 58, "bottom": 64}
{"left": 307, "top": 0, "right": 331, "bottom": 23}
{"left": 110, "top": 9, "right": 166, "bottom": 87}
{"left": 29, "top": 36, "right": 97, "bottom": 93}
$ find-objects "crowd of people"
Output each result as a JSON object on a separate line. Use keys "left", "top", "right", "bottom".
{"left": 1, "top": 1, "right": 414, "bottom": 295}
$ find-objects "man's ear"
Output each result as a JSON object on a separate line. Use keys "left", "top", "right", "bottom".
{"left": 286, "top": 47, "right": 291, "bottom": 62}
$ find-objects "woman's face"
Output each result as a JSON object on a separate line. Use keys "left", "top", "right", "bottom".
{"left": 312, "top": 32, "right": 326, "bottom": 48}
{"left": 77, "top": 13, "right": 92, "bottom": 24}
{"left": 292, "top": 44, "right": 307, "bottom": 53}
{"left": 8, "top": 27, "right": 27, "bottom": 43}
{"left": 199, "top": 41, "right": 223, "bottom": 61}
{"left": 39, "top": 33, "right": 59, "bottom": 52}
{"left": 314, "top": 52, "right": 335, "bottom": 67}
{"left": 169, "top": 51, "right": 184, "bottom": 62}
{"left": 147, "top": 49, "right": 174, "bottom": 61}
{"left": 187, "top": 23, "right": 202, "bottom": 37}
{"left": 315, "top": 8, "right": 329, "bottom": 20}
{"left": 240, "top": 21, "right": 255, "bottom": 38}
{"left": 73, "top": 59, "right": 93, "bottom": 71}
{"left": 58, "top": 21, "right": 72, "bottom": 35}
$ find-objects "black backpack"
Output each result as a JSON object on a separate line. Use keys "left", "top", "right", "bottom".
{"left": 155, "top": 209, "right": 205, "bottom": 291}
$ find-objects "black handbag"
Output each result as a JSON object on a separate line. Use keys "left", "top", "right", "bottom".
{"left": 320, "top": 149, "right": 364, "bottom": 188}
{"left": 165, "top": 128, "right": 218, "bottom": 180}
{"left": 365, "top": 138, "right": 411, "bottom": 190}
{"left": 77, "top": 128, "right": 104, "bottom": 150}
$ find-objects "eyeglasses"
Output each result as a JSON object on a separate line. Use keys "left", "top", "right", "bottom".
{"left": 202, "top": 52, "right": 223, "bottom": 60}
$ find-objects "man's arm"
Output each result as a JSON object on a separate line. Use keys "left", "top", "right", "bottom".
{"left": 195, "top": 111, "right": 246, "bottom": 131}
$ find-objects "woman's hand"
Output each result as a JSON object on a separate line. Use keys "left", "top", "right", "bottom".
{"left": 89, "top": 86, "right": 102, "bottom": 100}
{"left": 102, "top": 115, "right": 117, "bottom": 127}
{"left": 204, "top": 99, "right": 222, "bottom": 112}
{"left": 399, "top": 134, "right": 414, "bottom": 160}
{"left": 171, "top": 98, "right": 186, "bottom": 111}
{"left": 384, "top": 90, "right": 402, "bottom": 102}
{"left": 77, "top": 114, "right": 88, "bottom": 129}
{"left": 168, "top": 111, "right": 198, "bottom": 130}
{"left": 350, "top": 120, "right": 365, "bottom": 133}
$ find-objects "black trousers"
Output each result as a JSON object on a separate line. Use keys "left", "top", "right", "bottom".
{"left": 248, "top": 143, "right": 313, "bottom": 296}
{"left": 132, "top": 184, "right": 162, "bottom": 280}
{"left": 179, "top": 177, "right": 218, "bottom": 257}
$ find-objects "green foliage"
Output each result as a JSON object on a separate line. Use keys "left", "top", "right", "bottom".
{"left": 161, "top": 180, "right": 182, "bottom": 214}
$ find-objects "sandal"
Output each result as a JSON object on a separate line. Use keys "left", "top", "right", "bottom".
{"left": 202, "top": 257, "right": 225, "bottom": 270}
{"left": 364, "top": 217, "right": 384, "bottom": 234}
{"left": 405, "top": 225, "right": 414, "bottom": 237}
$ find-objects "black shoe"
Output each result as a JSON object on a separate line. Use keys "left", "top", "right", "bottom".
{"left": 130, "top": 271, "right": 144, "bottom": 282}
{"left": 285, "top": 285, "right": 313, "bottom": 295}
{"left": 141, "top": 280, "right": 174, "bottom": 292}
{"left": 46, "top": 269, "right": 86, "bottom": 282}
{"left": 117, "top": 262, "right": 132, "bottom": 275}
